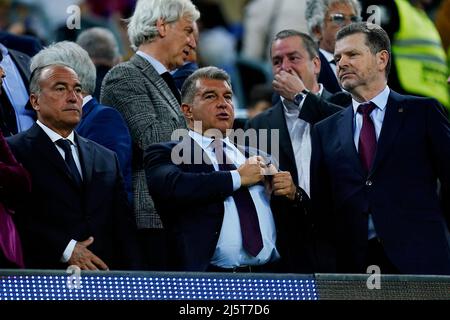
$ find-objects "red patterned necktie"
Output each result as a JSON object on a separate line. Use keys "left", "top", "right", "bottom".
{"left": 213, "top": 140, "right": 263, "bottom": 257}
{"left": 357, "top": 102, "right": 377, "bottom": 173}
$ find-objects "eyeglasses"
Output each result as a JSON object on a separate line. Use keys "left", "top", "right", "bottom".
{"left": 328, "top": 13, "right": 361, "bottom": 26}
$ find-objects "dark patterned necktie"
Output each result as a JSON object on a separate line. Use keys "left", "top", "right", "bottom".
{"left": 161, "top": 72, "right": 181, "bottom": 105}
{"left": 357, "top": 102, "right": 377, "bottom": 173}
{"left": 213, "top": 139, "right": 263, "bottom": 257}
{"left": 56, "top": 139, "right": 82, "bottom": 186}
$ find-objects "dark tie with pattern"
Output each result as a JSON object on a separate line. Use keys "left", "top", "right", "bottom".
{"left": 357, "top": 102, "right": 377, "bottom": 173}
{"left": 213, "top": 140, "right": 264, "bottom": 257}
{"left": 56, "top": 139, "right": 82, "bottom": 186}
{"left": 161, "top": 72, "right": 181, "bottom": 105}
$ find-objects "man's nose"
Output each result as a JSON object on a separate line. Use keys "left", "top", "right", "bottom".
{"left": 189, "top": 34, "right": 197, "bottom": 49}
{"left": 67, "top": 89, "right": 80, "bottom": 101}
{"left": 280, "top": 58, "right": 291, "bottom": 72}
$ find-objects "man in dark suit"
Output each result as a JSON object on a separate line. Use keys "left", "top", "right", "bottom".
{"left": 305, "top": 0, "right": 362, "bottom": 93}
{"left": 311, "top": 22, "right": 450, "bottom": 275}
{"left": 101, "top": 0, "right": 200, "bottom": 270}
{"left": 246, "top": 30, "right": 343, "bottom": 272}
{"left": 145, "top": 66, "right": 306, "bottom": 272}
{"left": 7, "top": 63, "right": 140, "bottom": 270}
{"left": 30, "top": 41, "right": 133, "bottom": 204}
{"left": 0, "top": 43, "right": 35, "bottom": 136}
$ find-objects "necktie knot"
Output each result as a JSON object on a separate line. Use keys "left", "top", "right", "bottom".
{"left": 357, "top": 102, "right": 377, "bottom": 117}
{"left": 55, "top": 138, "right": 72, "bottom": 153}
{"left": 55, "top": 138, "right": 82, "bottom": 186}
{"left": 161, "top": 72, "right": 181, "bottom": 104}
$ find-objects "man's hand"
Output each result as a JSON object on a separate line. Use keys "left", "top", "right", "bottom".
{"left": 272, "top": 70, "right": 306, "bottom": 101}
{"left": 68, "top": 237, "right": 109, "bottom": 271}
{"left": 238, "top": 156, "right": 264, "bottom": 186}
{"left": 271, "top": 171, "right": 296, "bottom": 200}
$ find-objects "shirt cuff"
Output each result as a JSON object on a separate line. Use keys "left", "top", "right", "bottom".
{"left": 230, "top": 170, "right": 241, "bottom": 191}
{"left": 61, "top": 239, "right": 77, "bottom": 263}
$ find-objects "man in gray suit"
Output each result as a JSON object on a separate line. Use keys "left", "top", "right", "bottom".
{"left": 101, "top": 0, "right": 200, "bottom": 270}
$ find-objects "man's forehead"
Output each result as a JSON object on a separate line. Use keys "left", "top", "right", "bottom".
{"left": 41, "top": 65, "right": 78, "bottom": 80}
{"left": 196, "top": 78, "right": 230, "bottom": 89}
{"left": 335, "top": 34, "right": 366, "bottom": 50}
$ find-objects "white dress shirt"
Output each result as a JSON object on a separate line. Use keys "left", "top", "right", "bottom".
{"left": 281, "top": 91, "right": 315, "bottom": 197}
{"left": 36, "top": 120, "right": 83, "bottom": 262}
{"left": 320, "top": 48, "right": 338, "bottom": 78}
{"left": 189, "top": 130, "right": 280, "bottom": 268}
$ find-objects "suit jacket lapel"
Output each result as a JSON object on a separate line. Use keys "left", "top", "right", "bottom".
{"left": 130, "top": 55, "right": 182, "bottom": 117}
{"left": 29, "top": 124, "right": 79, "bottom": 185}
{"left": 338, "top": 106, "right": 365, "bottom": 177}
{"left": 370, "top": 91, "right": 405, "bottom": 176}
{"left": 76, "top": 133, "right": 93, "bottom": 186}
{"left": 272, "top": 101, "right": 298, "bottom": 181}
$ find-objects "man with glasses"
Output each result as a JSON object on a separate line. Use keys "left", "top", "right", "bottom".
{"left": 306, "top": 0, "right": 362, "bottom": 94}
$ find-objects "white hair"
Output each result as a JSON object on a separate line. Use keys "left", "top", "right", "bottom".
{"left": 305, "top": 0, "right": 362, "bottom": 41}
{"left": 127, "top": 0, "right": 200, "bottom": 50}
{"left": 30, "top": 41, "right": 96, "bottom": 95}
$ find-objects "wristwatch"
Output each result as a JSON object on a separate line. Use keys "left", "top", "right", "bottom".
{"left": 294, "top": 187, "right": 303, "bottom": 203}
{"left": 293, "top": 89, "right": 310, "bottom": 105}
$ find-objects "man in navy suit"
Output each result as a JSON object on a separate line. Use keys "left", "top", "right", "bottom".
{"left": 311, "top": 22, "right": 450, "bottom": 275}
{"left": 145, "top": 66, "right": 306, "bottom": 272}
{"left": 30, "top": 41, "right": 133, "bottom": 203}
{"left": 7, "top": 63, "right": 140, "bottom": 270}
{"left": 246, "top": 30, "right": 344, "bottom": 272}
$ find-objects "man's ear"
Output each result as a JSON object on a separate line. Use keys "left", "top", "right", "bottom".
{"left": 156, "top": 18, "right": 167, "bottom": 37}
{"left": 312, "top": 25, "right": 323, "bottom": 42}
{"left": 377, "top": 50, "right": 389, "bottom": 72}
{"left": 30, "top": 94, "right": 39, "bottom": 111}
{"left": 312, "top": 55, "right": 321, "bottom": 76}
{"left": 181, "top": 103, "right": 193, "bottom": 119}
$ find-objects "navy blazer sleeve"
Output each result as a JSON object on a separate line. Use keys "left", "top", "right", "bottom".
{"left": 77, "top": 106, "right": 133, "bottom": 202}
{"left": 144, "top": 142, "right": 235, "bottom": 204}
{"left": 426, "top": 100, "right": 450, "bottom": 227}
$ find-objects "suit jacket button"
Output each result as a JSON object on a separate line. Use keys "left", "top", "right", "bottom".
{"left": 365, "top": 180, "right": 373, "bottom": 186}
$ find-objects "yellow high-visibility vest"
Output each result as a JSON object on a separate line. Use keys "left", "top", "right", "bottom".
{"left": 393, "top": 0, "right": 449, "bottom": 108}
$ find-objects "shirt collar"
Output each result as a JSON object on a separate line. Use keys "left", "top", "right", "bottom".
{"left": 352, "top": 85, "right": 390, "bottom": 114}
{"left": 82, "top": 95, "right": 93, "bottom": 107}
{"left": 0, "top": 43, "right": 8, "bottom": 57}
{"left": 36, "top": 120, "right": 77, "bottom": 146}
{"left": 319, "top": 48, "right": 335, "bottom": 63}
{"left": 136, "top": 50, "right": 168, "bottom": 75}
{"left": 188, "top": 130, "right": 232, "bottom": 150}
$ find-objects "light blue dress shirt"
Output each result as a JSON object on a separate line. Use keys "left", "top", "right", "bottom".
{"left": 0, "top": 44, "right": 34, "bottom": 132}
{"left": 189, "top": 130, "right": 280, "bottom": 268}
{"left": 352, "top": 85, "right": 390, "bottom": 240}
{"left": 136, "top": 50, "right": 168, "bottom": 75}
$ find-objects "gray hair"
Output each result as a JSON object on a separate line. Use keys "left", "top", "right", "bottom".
{"left": 271, "top": 29, "right": 319, "bottom": 59}
{"left": 305, "top": 0, "right": 362, "bottom": 40}
{"left": 29, "top": 63, "right": 75, "bottom": 95}
{"left": 181, "top": 66, "right": 232, "bottom": 105}
{"left": 127, "top": 0, "right": 200, "bottom": 50}
{"left": 30, "top": 41, "right": 96, "bottom": 95}
{"left": 336, "top": 22, "right": 391, "bottom": 77}
{"left": 76, "top": 27, "right": 120, "bottom": 66}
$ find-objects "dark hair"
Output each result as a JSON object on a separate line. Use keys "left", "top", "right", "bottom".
{"left": 271, "top": 29, "right": 319, "bottom": 60}
{"left": 336, "top": 22, "right": 391, "bottom": 77}
{"left": 0, "top": 51, "right": 3, "bottom": 62}
{"left": 181, "top": 66, "right": 231, "bottom": 104}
